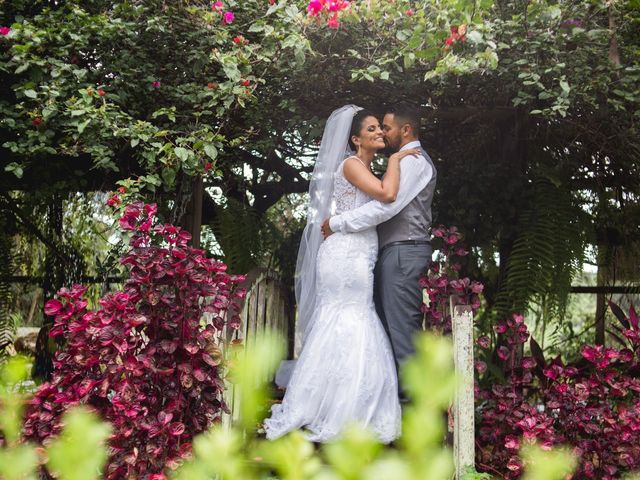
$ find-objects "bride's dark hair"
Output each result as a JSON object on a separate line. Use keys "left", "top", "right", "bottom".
{"left": 348, "top": 109, "right": 377, "bottom": 151}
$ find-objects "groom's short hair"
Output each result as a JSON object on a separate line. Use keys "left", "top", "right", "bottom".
{"left": 385, "top": 103, "right": 421, "bottom": 135}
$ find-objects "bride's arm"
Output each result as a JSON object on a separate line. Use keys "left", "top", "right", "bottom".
{"left": 342, "top": 149, "right": 420, "bottom": 203}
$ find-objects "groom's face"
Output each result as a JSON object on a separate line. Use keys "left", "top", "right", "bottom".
{"left": 382, "top": 113, "right": 402, "bottom": 153}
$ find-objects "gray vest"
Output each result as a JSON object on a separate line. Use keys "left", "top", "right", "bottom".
{"left": 377, "top": 146, "right": 437, "bottom": 248}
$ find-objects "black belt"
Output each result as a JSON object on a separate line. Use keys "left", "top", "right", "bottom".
{"left": 379, "top": 240, "right": 431, "bottom": 254}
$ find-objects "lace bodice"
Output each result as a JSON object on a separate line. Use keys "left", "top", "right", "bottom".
{"left": 333, "top": 158, "right": 372, "bottom": 215}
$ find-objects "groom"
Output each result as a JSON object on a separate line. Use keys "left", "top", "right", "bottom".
{"left": 321, "top": 103, "right": 437, "bottom": 403}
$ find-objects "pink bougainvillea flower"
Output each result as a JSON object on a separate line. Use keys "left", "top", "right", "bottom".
{"left": 152, "top": 80, "right": 161, "bottom": 88}
{"left": 212, "top": 1, "right": 223, "bottom": 10}
{"left": 327, "top": 0, "right": 348, "bottom": 12}
{"left": 445, "top": 36, "right": 455, "bottom": 47}
{"left": 307, "top": 0, "right": 324, "bottom": 16}
{"left": 494, "top": 323, "right": 507, "bottom": 334}
{"left": 327, "top": 13, "right": 340, "bottom": 28}
{"left": 0, "top": 26, "right": 10, "bottom": 36}
{"left": 223, "top": 11, "right": 235, "bottom": 23}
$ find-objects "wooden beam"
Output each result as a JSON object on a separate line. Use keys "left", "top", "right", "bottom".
{"left": 451, "top": 299, "right": 475, "bottom": 479}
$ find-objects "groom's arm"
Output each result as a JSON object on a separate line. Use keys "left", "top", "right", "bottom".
{"left": 329, "top": 154, "right": 433, "bottom": 234}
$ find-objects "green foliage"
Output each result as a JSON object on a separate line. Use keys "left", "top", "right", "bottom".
{"left": 0, "top": 332, "right": 581, "bottom": 479}
{"left": 0, "top": 356, "right": 112, "bottom": 480}
{"left": 521, "top": 444, "right": 576, "bottom": 480}
{"left": 493, "top": 176, "right": 588, "bottom": 323}
{"left": 0, "top": 210, "right": 16, "bottom": 356}
{"left": 46, "top": 408, "right": 112, "bottom": 480}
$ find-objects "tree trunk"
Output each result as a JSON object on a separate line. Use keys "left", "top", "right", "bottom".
{"left": 33, "top": 195, "right": 64, "bottom": 381}
{"left": 594, "top": 242, "right": 609, "bottom": 346}
{"left": 184, "top": 175, "right": 203, "bottom": 248}
{"left": 608, "top": 3, "right": 621, "bottom": 67}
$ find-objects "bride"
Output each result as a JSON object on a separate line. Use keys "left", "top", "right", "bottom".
{"left": 263, "top": 105, "right": 419, "bottom": 443}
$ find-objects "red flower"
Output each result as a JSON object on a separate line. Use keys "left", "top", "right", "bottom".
{"left": 204, "top": 162, "right": 213, "bottom": 172}
{"left": 118, "top": 186, "right": 126, "bottom": 194}
{"left": 106, "top": 195, "right": 121, "bottom": 207}
{"left": 405, "top": 9, "right": 414, "bottom": 16}
{"left": 233, "top": 35, "right": 246, "bottom": 44}
{"left": 0, "top": 26, "right": 10, "bottom": 36}
{"left": 269, "top": 0, "right": 276, "bottom": 4}
{"left": 326, "top": 13, "right": 340, "bottom": 29}
{"left": 32, "top": 117, "right": 43, "bottom": 127}
{"left": 152, "top": 80, "right": 161, "bottom": 89}
{"left": 307, "top": 0, "right": 324, "bottom": 16}
{"left": 445, "top": 36, "right": 455, "bottom": 47}
{"left": 207, "top": 82, "right": 218, "bottom": 89}
{"left": 241, "top": 79, "right": 251, "bottom": 87}
{"left": 97, "top": 88, "right": 105, "bottom": 97}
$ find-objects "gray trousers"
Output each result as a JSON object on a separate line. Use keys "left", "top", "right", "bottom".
{"left": 373, "top": 243, "right": 431, "bottom": 403}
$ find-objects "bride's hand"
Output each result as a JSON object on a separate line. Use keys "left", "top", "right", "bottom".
{"left": 389, "top": 148, "right": 420, "bottom": 162}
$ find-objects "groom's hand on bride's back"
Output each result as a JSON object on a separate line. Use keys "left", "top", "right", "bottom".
{"left": 321, "top": 218, "right": 334, "bottom": 239}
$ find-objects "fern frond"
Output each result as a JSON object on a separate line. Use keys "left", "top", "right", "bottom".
{"left": 0, "top": 210, "right": 16, "bottom": 351}
{"left": 493, "top": 176, "right": 588, "bottom": 322}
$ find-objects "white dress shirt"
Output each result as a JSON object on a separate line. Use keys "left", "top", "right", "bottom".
{"left": 329, "top": 140, "right": 433, "bottom": 234}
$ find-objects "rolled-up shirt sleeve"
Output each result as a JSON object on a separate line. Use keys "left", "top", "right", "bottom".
{"left": 329, "top": 154, "right": 432, "bottom": 234}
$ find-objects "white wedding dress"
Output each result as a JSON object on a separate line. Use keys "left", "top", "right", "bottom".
{"left": 264, "top": 158, "right": 401, "bottom": 443}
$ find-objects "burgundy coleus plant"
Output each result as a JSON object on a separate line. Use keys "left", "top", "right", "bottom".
{"left": 23, "top": 202, "right": 246, "bottom": 479}
{"left": 476, "top": 304, "right": 640, "bottom": 479}
{"left": 420, "top": 225, "right": 483, "bottom": 333}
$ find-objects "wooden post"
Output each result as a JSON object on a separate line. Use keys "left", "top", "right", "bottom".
{"left": 450, "top": 297, "right": 475, "bottom": 479}
{"left": 184, "top": 175, "right": 203, "bottom": 248}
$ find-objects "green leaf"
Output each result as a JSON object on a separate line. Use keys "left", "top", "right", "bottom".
{"left": 77, "top": 119, "right": 90, "bottom": 133}
{"left": 162, "top": 167, "right": 177, "bottom": 187}
{"left": 174, "top": 146, "right": 190, "bottom": 162}
{"left": 4, "top": 162, "right": 24, "bottom": 179}
{"left": 23, "top": 89, "right": 37, "bottom": 99}
{"left": 204, "top": 144, "right": 218, "bottom": 160}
